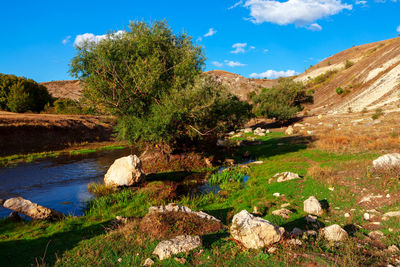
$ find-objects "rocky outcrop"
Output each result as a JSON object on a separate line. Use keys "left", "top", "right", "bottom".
{"left": 147, "top": 203, "right": 221, "bottom": 223}
{"left": 273, "top": 172, "right": 300, "bottom": 183}
{"left": 230, "top": 210, "right": 284, "bottom": 249}
{"left": 3, "top": 197, "right": 63, "bottom": 220}
{"left": 285, "top": 126, "right": 294, "bottom": 136}
{"left": 153, "top": 235, "right": 201, "bottom": 260}
{"left": 304, "top": 196, "right": 323, "bottom": 216}
{"left": 373, "top": 153, "right": 400, "bottom": 169}
{"left": 322, "top": 224, "right": 348, "bottom": 242}
{"left": 104, "top": 155, "right": 145, "bottom": 186}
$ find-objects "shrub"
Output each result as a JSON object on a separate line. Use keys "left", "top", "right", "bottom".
{"left": 336, "top": 87, "right": 344, "bottom": 95}
{"left": 251, "top": 78, "right": 313, "bottom": 121}
{"left": 345, "top": 60, "right": 354, "bottom": 69}
{"left": 0, "top": 73, "right": 52, "bottom": 113}
{"left": 372, "top": 108, "right": 384, "bottom": 120}
{"left": 70, "top": 21, "right": 251, "bottom": 150}
{"left": 52, "top": 98, "right": 96, "bottom": 115}
{"left": 312, "top": 70, "right": 338, "bottom": 85}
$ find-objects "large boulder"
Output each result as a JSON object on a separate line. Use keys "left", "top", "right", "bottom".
{"left": 322, "top": 224, "right": 348, "bottom": 242}
{"left": 230, "top": 210, "right": 284, "bottom": 249}
{"left": 147, "top": 203, "right": 221, "bottom": 222}
{"left": 373, "top": 153, "right": 400, "bottom": 169}
{"left": 3, "top": 197, "right": 63, "bottom": 220}
{"left": 304, "top": 196, "right": 323, "bottom": 216}
{"left": 104, "top": 155, "right": 145, "bottom": 186}
{"left": 153, "top": 235, "right": 202, "bottom": 260}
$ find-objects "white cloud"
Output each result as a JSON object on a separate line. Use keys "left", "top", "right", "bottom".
{"left": 355, "top": 0, "right": 367, "bottom": 5}
{"left": 263, "top": 49, "right": 269, "bottom": 53}
{"left": 62, "top": 36, "right": 71, "bottom": 45}
{"left": 204, "top": 28, "right": 217, "bottom": 37}
{"left": 74, "top": 30, "right": 125, "bottom": 47}
{"left": 249, "top": 46, "right": 256, "bottom": 50}
{"left": 397, "top": 25, "right": 400, "bottom": 33}
{"left": 228, "top": 0, "right": 244, "bottom": 9}
{"left": 224, "top": 60, "right": 247, "bottom": 67}
{"left": 250, "top": 69, "right": 299, "bottom": 78}
{"left": 306, "top": 23, "right": 322, "bottom": 31}
{"left": 243, "top": 0, "right": 352, "bottom": 30}
{"left": 231, "top": 43, "right": 248, "bottom": 53}
{"left": 212, "top": 61, "right": 224, "bottom": 67}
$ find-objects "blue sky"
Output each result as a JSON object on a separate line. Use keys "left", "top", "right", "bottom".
{"left": 0, "top": 0, "right": 399, "bottom": 82}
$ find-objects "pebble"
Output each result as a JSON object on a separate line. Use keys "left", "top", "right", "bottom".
{"left": 267, "top": 247, "right": 277, "bottom": 253}
{"left": 118, "top": 258, "right": 122, "bottom": 263}
{"left": 329, "top": 187, "right": 335, "bottom": 191}
{"left": 273, "top": 193, "right": 281, "bottom": 197}
{"left": 364, "top": 213, "right": 370, "bottom": 221}
{"left": 344, "top": 213, "right": 350, "bottom": 218}
{"left": 386, "top": 194, "right": 391, "bottom": 198}
{"left": 388, "top": 245, "right": 400, "bottom": 253}
{"left": 143, "top": 258, "right": 154, "bottom": 266}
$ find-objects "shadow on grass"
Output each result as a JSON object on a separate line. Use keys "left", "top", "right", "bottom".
{"left": 235, "top": 135, "right": 315, "bottom": 162}
{"left": 205, "top": 208, "right": 234, "bottom": 225}
{"left": 281, "top": 217, "right": 326, "bottom": 232}
{"left": 0, "top": 220, "right": 111, "bottom": 267}
{"left": 202, "top": 231, "right": 230, "bottom": 249}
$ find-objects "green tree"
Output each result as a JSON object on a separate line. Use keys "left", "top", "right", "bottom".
{"left": 251, "top": 78, "right": 313, "bottom": 121}
{"left": 70, "top": 21, "right": 251, "bottom": 149}
{"left": 0, "top": 73, "right": 52, "bottom": 113}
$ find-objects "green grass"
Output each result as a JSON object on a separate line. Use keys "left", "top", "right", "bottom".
{"left": 0, "top": 132, "right": 398, "bottom": 266}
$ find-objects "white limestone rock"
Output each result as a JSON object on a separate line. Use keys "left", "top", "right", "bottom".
{"left": 104, "top": 155, "right": 145, "bottom": 186}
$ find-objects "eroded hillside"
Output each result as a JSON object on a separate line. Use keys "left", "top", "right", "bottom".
{"left": 296, "top": 37, "right": 400, "bottom": 114}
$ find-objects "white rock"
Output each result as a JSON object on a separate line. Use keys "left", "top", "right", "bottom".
{"left": 244, "top": 128, "right": 253, "bottom": 133}
{"left": 267, "top": 247, "right": 277, "bottom": 253}
{"left": 153, "top": 235, "right": 201, "bottom": 260}
{"left": 3, "top": 197, "right": 63, "bottom": 220}
{"left": 322, "top": 224, "right": 348, "bottom": 242}
{"left": 273, "top": 172, "right": 300, "bottom": 183}
{"left": 344, "top": 213, "right": 350, "bottom": 218}
{"left": 285, "top": 126, "right": 294, "bottom": 136}
{"left": 368, "top": 230, "right": 384, "bottom": 240}
{"left": 147, "top": 203, "right": 221, "bottom": 222}
{"left": 273, "top": 193, "right": 281, "bottom": 197}
{"left": 288, "top": 239, "right": 303, "bottom": 246}
{"left": 293, "top": 123, "right": 304, "bottom": 127}
{"left": 373, "top": 153, "right": 400, "bottom": 169}
{"left": 143, "top": 258, "right": 154, "bottom": 266}
{"left": 281, "top": 203, "right": 291, "bottom": 208}
{"left": 230, "top": 210, "right": 284, "bottom": 249}
{"left": 272, "top": 208, "right": 293, "bottom": 219}
{"left": 382, "top": 211, "right": 400, "bottom": 221}
{"left": 104, "top": 155, "right": 145, "bottom": 186}
{"left": 304, "top": 196, "right": 323, "bottom": 216}
{"left": 364, "top": 213, "right": 370, "bottom": 221}
{"left": 388, "top": 245, "right": 400, "bottom": 253}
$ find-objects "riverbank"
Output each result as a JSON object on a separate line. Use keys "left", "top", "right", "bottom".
{"left": 0, "top": 111, "right": 115, "bottom": 156}
{"left": 1, "top": 112, "right": 400, "bottom": 266}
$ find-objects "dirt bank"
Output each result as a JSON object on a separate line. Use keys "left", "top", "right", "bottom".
{"left": 0, "top": 111, "right": 114, "bottom": 156}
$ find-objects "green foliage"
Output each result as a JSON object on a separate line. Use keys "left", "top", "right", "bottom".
{"left": 0, "top": 73, "right": 52, "bottom": 113}
{"left": 345, "top": 60, "right": 354, "bottom": 69}
{"left": 250, "top": 78, "right": 313, "bottom": 121}
{"left": 372, "top": 108, "right": 384, "bottom": 120}
{"left": 336, "top": 87, "right": 344, "bottom": 95}
{"left": 312, "top": 70, "right": 338, "bottom": 85}
{"left": 208, "top": 167, "right": 249, "bottom": 185}
{"left": 70, "top": 21, "right": 251, "bottom": 149}
{"left": 51, "top": 98, "right": 96, "bottom": 115}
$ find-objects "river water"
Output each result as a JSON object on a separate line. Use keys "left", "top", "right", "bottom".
{"left": 0, "top": 148, "right": 131, "bottom": 218}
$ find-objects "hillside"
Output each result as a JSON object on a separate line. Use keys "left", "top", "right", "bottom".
{"left": 296, "top": 37, "right": 400, "bottom": 114}
{"left": 40, "top": 80, "right": 84, "bottom": 100}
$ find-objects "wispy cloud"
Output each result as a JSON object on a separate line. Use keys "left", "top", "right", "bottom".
{"left": 225, "top": 60, "right": 246, "bottom": 67}
{"left": 250, "top": 69, "right": 299, "bottom": 78}
{"left": 230, "top": 43, "right": 248, "bottom": 54}
{"left": 397, "top": 25, "right": 400, "bottom": 33}
{"left": 228, "top": 0, "right": 244, "bottom": 9}
{"left": 204, "top": 28, "right": 217, "bottom": 37}
{"left": 306, "top": 23, "right": 322, "bottom": 31}
{"left": 263, "top": 49, "right": 269, "bottom": 53}
{"left": 212, "top": 61, "right": 224, "bottom": 67}
{"left": 62, "top": 36, "right": 71, "bottom": 45}
{"left": 74, "top": 31, "right": 125, "bottom": 47}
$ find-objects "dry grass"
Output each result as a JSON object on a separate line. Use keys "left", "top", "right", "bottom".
{"left": 139, "top": 211, "right": 224, "bottom": 239}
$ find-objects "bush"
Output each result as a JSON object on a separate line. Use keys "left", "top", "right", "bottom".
{"left": 70, "top": 21, "right": 251, "bottom": 149}
{"left": 336, "top": 87, "right": 344, "bottom": 95}
{"left": 312, "top": 70, "right": 338, "bottom": 85}
{"left": 345, "top": 60, "right": 354, "bottom": 69}
{"left": 0, "top": 73, "right": 52, "bottom": 113}
{"left": 52, "top": 98, "right": 96, "bottom": 115}
{"left": 250, "top": 78, "right": 313, "bottom": 121}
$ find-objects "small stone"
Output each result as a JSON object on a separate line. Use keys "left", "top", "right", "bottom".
{"left": 273, "top": 193, "right": 281, "bottom": 197}
{"left": 305, "top": 215, "right": 317, "bottom": 223}
{"left": 174, "top": 258, "right": 186, "bottom": 264}
{"left": 368, "top": 231, "right": 384, "bottom": 240}
{"left": 388, "top": 245, "right": 399, "bottom": 253}
{"left": 273, "top": 172, "right": 300, "bottom": 183}
{"left": 244, "top": 128, "right": 253, "bottom": 133}
{"left": 304, "top": 196, "right": 323, "bottom": 216}
{"left": 272, "top": 208, "right": 293, "bottom": 219}
{"left": 382, "top": 211, "right": 400, "bottom": 221}
{"left": 291, "top": 227, "right": 303, "bottom": 237}
{"left": 253, "top": 206, "right": 262, "bottom": 215}
{"left": 288, "top": 239, "right": 303, "bottom": 246}
{"left": 143, "top": 258, "right": 154, "bottom": 266}
{"left": 364, "top": 213, "right": 370, "bottom": 221}
{"left": 305, "top": 230, "right": 318, "bottom": 237}
{"left": 116, "top": 216, "right": 128, "bottom": 224}
{"left": 344, "top": 213, "right": 350, "bottom": 218}
{"left": 386, "top": 194, "right": 391, "bottom": 198}
{"left": 389, "top": 228, "right": 393, "bottom": 232}
{"left": 329, "top": 187, "right": 335, "bottom": 191}
{"left": 285, "top": 126, "right": 294, "bottom": 135}
{"left": 267, "top": 247, "right": 277, "bottom": 254}
{"left": 281, "top": 203, "right": 290, "bottom": 208}
{"left": 117, "top": 258, "right": 122, "bottom": 263}
{"left": 153, "top": 235, "right": 201, "bottom": 260}
{"left": 322, "top": 224, "right": 348, "bottom": 242}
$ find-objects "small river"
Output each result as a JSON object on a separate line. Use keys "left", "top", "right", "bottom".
{"left": 0, "top": 148, "right": 131, "bottom": 218}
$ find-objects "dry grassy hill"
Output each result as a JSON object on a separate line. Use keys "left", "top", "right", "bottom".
{"left": 40, "top": 80, "right": 83, "bottom": 100}
{"left": 296, "top": 37, "right": 400, "bottom": 114}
